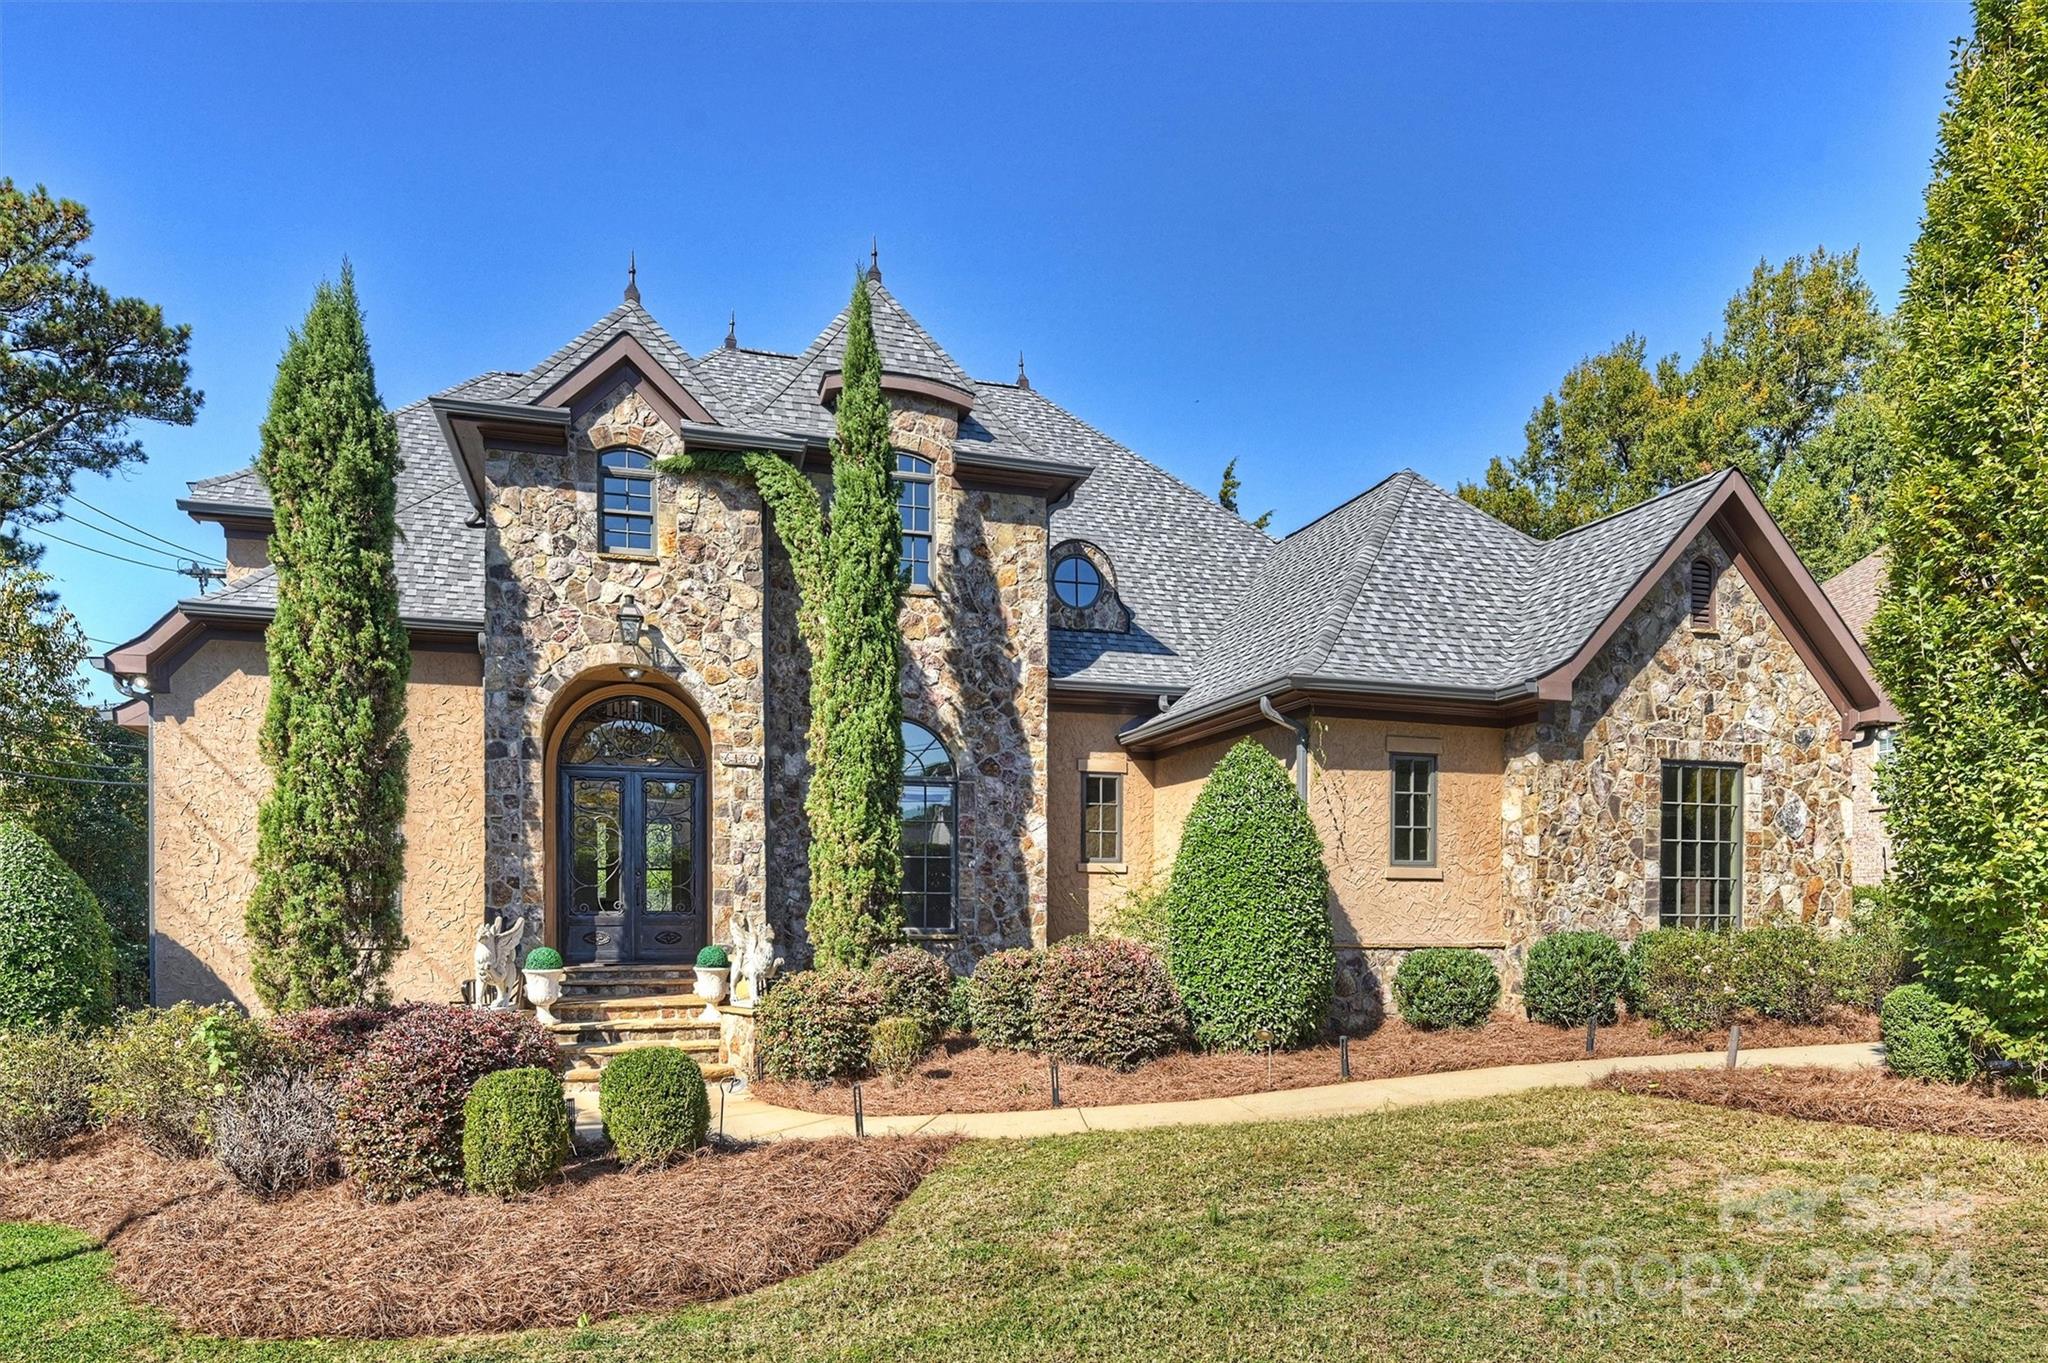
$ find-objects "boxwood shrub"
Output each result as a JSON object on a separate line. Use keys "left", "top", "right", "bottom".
{"left": 756, "top": 970, "right": 882, "bottom": 1081}
{"left": 0, "top": 1028, "right": 101, "bottom": 1163}
{"left": 334, "top": 1004, "right": 560, "bottom": 1201}
{"left": 1625, "top": 929, "right": 1737, "bottom": 1033}
{"left": 462, "top": 1067, "right": 570, "bottom": 1196}
{"left": 968, "top": 948, "right": 1043, "bottom": 1050}
{"left": 1031, "top": 938, "right": 1189, "bottom": 1069}
{"left": 1731, "top": 924, "right": 1834, "bottom": 1023}
{"left": 868, "top": 1015, "right": 931, "bottom": 1079}
{"left": 1880, "top": 984, "right": 1976, "bottom": 1083}
{"left": 1522, "top": 931, "right": 1628, "bottom": 1026}
{"left": 1166, "top": 739, "right": 1334, "bottom": 1051}
{"left": 599, "top": 1046, "right": 710, "bottom": 1165}
{"left": 1392, "top": 948, "right": 1500, "bottom": 1029}
{"left": 0, "top": 820, "right": 114, "bottom": 1032}
{"left": 868, "top": 946, "right": 953, "bottom": 1043}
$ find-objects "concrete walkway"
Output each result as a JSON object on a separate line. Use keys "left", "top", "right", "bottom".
{"left": 709, "top": 1041, "right": 1885, "bottom": 1143}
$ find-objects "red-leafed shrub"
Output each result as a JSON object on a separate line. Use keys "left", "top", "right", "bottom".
{"left": 868, "top": 947, "right": 954, "bottom": 1042}
{"left": 268, "top": 1005, "right": 404, "bottom": 1079}
{"left": 757, "top": 970, "right": 882, "bottom": 1082}
{"left": 968, "top": 948, "right": 1043, "bottom": 1050}
{"left": 333, "top": 1005, "right": 560, "bottom": 1201}
{"left": 1031, "top": 938, "right": 1189, "bottom": 1070}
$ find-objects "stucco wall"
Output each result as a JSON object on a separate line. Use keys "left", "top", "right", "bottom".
{"left": 1501, "top": 529, "right": 1857, "bottom": 952}
{"left": 1848, "top": 733, "right": 1893, "bottom": 887}
{"left": 150, "top": 636, "right": 484, "bottom": 1008}
{"left": 1046, "top": 703, "right": 1155, "bottom": 941}
{"left": 222, "top": 531, "right": 269, "bottom": 585}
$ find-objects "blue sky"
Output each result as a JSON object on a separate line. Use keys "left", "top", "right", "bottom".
{"left": 4, "top": 2, "right": 1963, "bottom": 703}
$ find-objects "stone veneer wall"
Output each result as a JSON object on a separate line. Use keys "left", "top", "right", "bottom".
{"left": 482, "top": 380, "right": 769, "bottom": 958}
{"left": 149, "top": 636, "right": 483, "bottom": 1008}
{"left": 762, "top": 394, "right": 1050, "bottom": 971}
{"left": 1500, "top": 528, "right": 1857, "bottom": 963}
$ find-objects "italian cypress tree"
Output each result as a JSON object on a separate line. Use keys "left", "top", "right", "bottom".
{"left": 661, "top": 277, "right": 905, "bottom": 967}
{"left": 1868, "top": 0, "right": 2048, "bottom": 1068}
{"left": 245, "top": 266, "right": 410, "bottom": 1010}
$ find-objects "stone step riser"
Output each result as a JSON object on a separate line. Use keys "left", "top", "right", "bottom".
{"left": 555, "top": 1004, "right": 709, "bottom": 1023}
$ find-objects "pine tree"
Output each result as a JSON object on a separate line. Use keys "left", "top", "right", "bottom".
{"left": 1217, "top": 457, "right": 1272, "bottom": 531}
{"left": 1869, "top": 0, "right": 2048, "bottom": 1069}
{"left": 245, "top": 266, "right": 410, "bottom": 1010}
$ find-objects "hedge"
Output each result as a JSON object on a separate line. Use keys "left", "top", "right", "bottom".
{"left": 968, "top": 949, "right": 1043, "bottom": 1050}
{"left": 1880, "top": 984, "right": 1976, "bottom": 1084}
{"left": 0, "top": 820, "right": 113, "bottom": 1032}
{"left": 757, "top": 970, "right": 881, "bottom": 1081}
{"left": 1031, "top": 938, "right": 1188, "bottom": 1069}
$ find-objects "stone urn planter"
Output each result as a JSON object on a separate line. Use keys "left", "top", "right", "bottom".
{"left": 522, "top": 947, "right": 567, "bottom": 1026}
{"left": 693, "top": 946, "right": 731, "bottom": 1022}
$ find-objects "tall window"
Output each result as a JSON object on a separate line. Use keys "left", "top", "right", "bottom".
{"left": 1660, "top": 761, "right": 1742, "bottom": 929}
{"left": 1083, "top": 772, "right": 1123, "bottom": 863}
{"left": 894, "top": 452, "right": 934, "bottom": 588}
{"left": 900, "top": 721, "right": 956, "bottom": 932}
{"left": 599, "top": 449, "right": 655, "bottom": 553}
{"left": 1390, "top": 754, "right": 1437, "bottom": 866}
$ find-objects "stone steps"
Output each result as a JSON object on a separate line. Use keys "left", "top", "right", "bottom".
{"left": 552, "top": 992, "right": 709, "bottom": 1023}
{"left": 559, "top": 964, "right": 700, "bottom": 999}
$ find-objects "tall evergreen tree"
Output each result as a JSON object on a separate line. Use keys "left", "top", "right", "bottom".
{"left": 245, "top": 267, "right": 410, "bottom": 1010}
{"left": 1217, "top": 457, "right": 1273, "bottom": 531}
{"left": 1869, "top": 0, "right": 2048, "bottom": 1070}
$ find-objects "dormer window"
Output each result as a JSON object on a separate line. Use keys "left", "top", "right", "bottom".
{"left": 1689, "top": 557, "right": 1716, "bottom": 632}
{"left": 894, "top": 452, "right": 934, "bottom": 588}
{"left": 1053, "top": 554, "right": 1102, "bottom": 609}
{"left": 600, "top": 449, "right": 655, "bottom": 554}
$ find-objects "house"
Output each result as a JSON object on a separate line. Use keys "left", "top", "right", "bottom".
{"left": 1821, "top": 549, "right": 1896, "bottom": 886}
{"left": 102, "top": 265, "right": 1897, "bottom": 1029}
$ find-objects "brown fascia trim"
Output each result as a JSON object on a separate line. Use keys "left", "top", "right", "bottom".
{"left": 1530, "top": 472, "right": 1899, "bottom": 737}
{"left": 102, "top": 603, "right": 482, "bottom": 694}
{"left": 432, "top": 398, "right": 572, "bottom": 513}
{"left": 819, "top": 369, "right": 977, "bottom": 415}
{"left": 176, "top": 497, "right": 273, "bottom": 531}
{"left": 537, "top": 333, "right": 719, "bottom": 429}
{"left": 111, "top": 697, "right": 149, "bottom": 733}
{"left": 1120, "top": 676, "right": 1526, "bottom": 755}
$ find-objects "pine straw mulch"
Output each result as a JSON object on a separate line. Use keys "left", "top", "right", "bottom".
{"left": 1598, "top": 1064, "right": 2048, "bottom": 1145}
{"left": 754, "top": 1012, "right": 1880, "bottom": 1117}
{"left": 0, "top": 1130, "right": 957, "bottom": 1339}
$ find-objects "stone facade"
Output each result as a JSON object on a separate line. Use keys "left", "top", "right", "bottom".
{"left": 482, "top": 379, "right": 770, "bottom": 960}
{"left": 1500, "top": 529, "right": 1857, "bottom": 962}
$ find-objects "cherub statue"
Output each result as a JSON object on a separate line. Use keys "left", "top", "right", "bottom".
{"left": 472, "top": 915, "right": 526, "bottom": 1009}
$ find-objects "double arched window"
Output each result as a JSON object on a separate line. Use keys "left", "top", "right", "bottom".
{"left": 599, "top": 449, "right": 655, "bottom": 554}
{"left": 899, "top": 721, "right": 956, "bottom": 932}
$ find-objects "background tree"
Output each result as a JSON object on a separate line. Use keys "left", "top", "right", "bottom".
{"left": 1217, "top": 457, "right": 1273, "bottom": 531}
{"left": 0, "top": 180, "right": 200, "bottom": 567}
{"left": 245, "top": 267, "right": 410, "bottom": 1010}
{"left": 1459, "top": 248, "right": 1897, "bottom": 575}
{"left": 663, "top": 277, "right": 906, "bottom": 968}
{"left": 1868, "top": 0, "right": 2048, "bottom": 1071}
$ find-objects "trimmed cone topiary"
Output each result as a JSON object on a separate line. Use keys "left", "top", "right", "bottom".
{"left": 1522, "top": 931, "right": 1628, "bottom": 1027}
{"left": 0, "top": 819, "right": 114, "bottom": 1032}
{"left": 1392, "top": 948, "right": 1500, "bottom": 1029}
{"left": 462, "top": 1066, "right": 570, "bottom": 1196}
{"left": 1880, "top": 984, "right": 1976, "bottom": 1084}
{"left": 598, "top": 1046, "right": 710, "bottom": 1165}
{"left": 1166, "top": 739, "right": 1334, "bottom": 1051}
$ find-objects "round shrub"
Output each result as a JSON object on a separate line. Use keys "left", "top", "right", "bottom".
{"left": 212, "top": 1067, "right": 338, "bottom": 1196}
{"left": 1392, "top": 949, "right": 1500, "bottom": 1030}
{"left": 869, "top": 1015, "right": 931, "bottom": 1079}
{"left": 1827, "top": 894, "right": 1914, "bottom": 1010}
{"left": 1880, "top": 984, "right": 1976, "bottom": 1083}
{"left": 523, "top": 946, "right": 564, "bottom": 972}
{"left": 1166, "top": 739, "right": 1334, "bottom": 1051}
{"left": 0, "top": 1028, "right": 101, "bottom": 1164}
{"left": 947, "top": 975, "right": 975, "bottom": 1034}
{"left": 265, "top": 1005, "right": 401, "bottom": 1079}
{"left": 694, "top": 944, "right": 729, "bottom": 969}
{"left": 94, "top": 1002, "right": 273, "bottom": 1157}
{"left": 1031, "top": 938, "right": 1189, "bottom": 1069}
{"left": 868, "top": 946, "right": 952, "bottom": 1042}
{"left": 756, "top": 970, "right": 882, "bottom": 1081}
{"left": 462, "top": 1067, "right": 570, "bottom": 1196}
{"left": 1732, "top": 925, "right": 1834, "bottom": 1023}
{"left": 968, "top": 949, "right": 1043, "bottom": 1050}
{"left": 334, "top": 1004, "right": 560, "bottom": 1201}
{"left": 599, "top": 1046, "right": 710, "bottom": 1166}
{"left": 1522, "top": 931, "right": 1628, "bottom": 1027}
{"left": 0, "top": 820, "right": 113, "bottom": 1032}
{"left": 1625, "top": 929, "right": 1737, "bottom": 1033}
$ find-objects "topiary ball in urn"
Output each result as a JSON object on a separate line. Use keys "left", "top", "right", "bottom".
{"left": 521, "top": 946, "right": 567, "bottom": 1025}
{"left": 694, "top": 945, "right": 731, "bottom": 1021}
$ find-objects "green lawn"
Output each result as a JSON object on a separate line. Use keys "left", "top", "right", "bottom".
{"left": 5, "top": 1088, "right": 2044, "bottom": 1362}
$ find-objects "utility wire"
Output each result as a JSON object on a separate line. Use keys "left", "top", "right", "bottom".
{"left": 29, "top": 529, "right": 193, "bottom": 574}
{"left": 0, "top": 768, "right": 145, "bottom": 788}
{"left": 54, "top": 510, "right": 205, "bottom": 565}
{"left": 65, "top": 492, "right": 223, "bottom": 563}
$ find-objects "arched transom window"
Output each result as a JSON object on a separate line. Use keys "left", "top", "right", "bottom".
{"left": 560, "top": 695, "right": 703, "bottom": 768}
{"left": 899, "top": 721, "right": 956, "bottom": 932}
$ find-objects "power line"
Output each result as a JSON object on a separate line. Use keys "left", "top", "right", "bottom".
{"left": 30, "top": 528, "right": 193, "bottom": 574}
{"left": 0, "top": 768, "right": 145, "bottom": 788}
{"left": 64, "top": 492, "right": 223, "bottom": 564}
{"left": 54, "top": 510, "right": 207, "bottom": 566}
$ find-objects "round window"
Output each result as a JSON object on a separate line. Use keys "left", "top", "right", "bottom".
{"left": 1053, "top": 555, "right": 1103, "bottom": 610}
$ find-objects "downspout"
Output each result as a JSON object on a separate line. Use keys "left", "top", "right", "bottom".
{"left": 1258, "top": 695, "right": 1310, "bottom": 802}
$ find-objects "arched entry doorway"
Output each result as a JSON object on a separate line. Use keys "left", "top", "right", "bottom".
{"left": 554, "top": 693, "right": 706, "bottom": 964}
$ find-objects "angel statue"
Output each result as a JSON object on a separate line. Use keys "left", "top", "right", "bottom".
{"left": 472, "top": 915, "right": 526, "bottom": 1009}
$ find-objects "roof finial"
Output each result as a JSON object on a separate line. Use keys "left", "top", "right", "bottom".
{"left": 724, "top": 311, "right": 737, "bottom": 350}
{"left": 624, "top": 251, "right": 640, "bottom": 305}
{"left": 866, "top": 237, "right": 881, "bottom": 282}
{"left": 1016, "top": 351, "right": 1031, "bottom": 391}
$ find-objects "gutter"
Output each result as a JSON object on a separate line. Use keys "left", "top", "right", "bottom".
{"left": 1258, "top": 695, "right": 1310, "bottom": 801}
{"left": 1126, "top": 672, "right": 1530, "bottom": 748}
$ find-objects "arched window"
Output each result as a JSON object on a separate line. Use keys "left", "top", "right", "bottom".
{"left": 899, "top": 721, "right": 956, "bottom": 932}
{"left": 894, "top": 452, "right": 934, "bottom": 588}
{"left": 1688, "top": 557, "right": 1716, "bottom": 631}
{"left": 560, "top": 695, "right": 703, "bottom": 768}
{"left": 1052, "top": 553, "right": 1103, "bottom": 609}
{"left": 600, "top": 449, "right": 655, "bottom": 554}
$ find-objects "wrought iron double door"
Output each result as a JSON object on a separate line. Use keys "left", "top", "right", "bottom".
{"left": 558, "top": 766, "right": 703, "bottom": 964}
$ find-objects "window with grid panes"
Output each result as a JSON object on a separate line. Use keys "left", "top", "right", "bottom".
{"left": 899, "top": 721, "right": 956, "bottom": 931}
{"left": 1659, "top": 761, "right": 1742, "bottom": 929}
{"left": 1083, "top": 772, "right": 1122, "bottom": 863}
{"left": 1390, "top": 754, "right": 1436, "bottom": 866}
{"left": 599, "top": 449, "right": 655, "bottom": 553}
{"left": 894, "top": 452, "right": 934, "bottom": 587}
